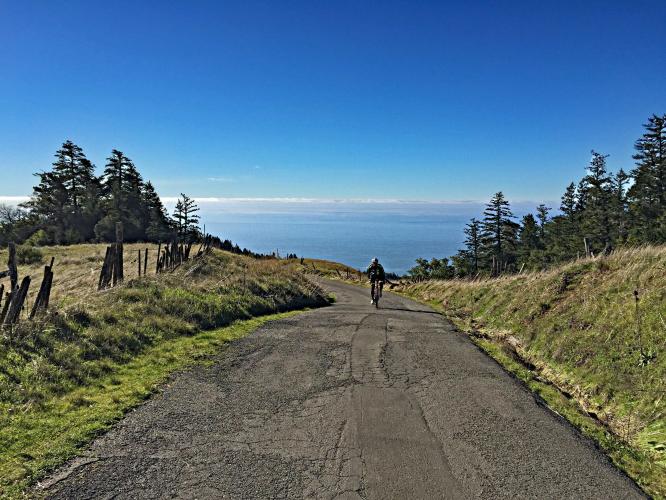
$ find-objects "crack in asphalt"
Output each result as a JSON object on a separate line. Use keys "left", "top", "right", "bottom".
{"left": 38, "top": 280, "right": 645, "bottom": 499}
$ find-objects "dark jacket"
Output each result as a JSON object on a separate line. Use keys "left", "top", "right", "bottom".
{"left": 366, "top": 263, "right": 385, "bottom": 281}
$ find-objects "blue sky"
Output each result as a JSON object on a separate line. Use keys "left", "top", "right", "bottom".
{"left": 1, "top": 0, "right": 664, "bottom": 203}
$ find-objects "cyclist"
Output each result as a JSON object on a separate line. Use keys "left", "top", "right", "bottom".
{"left": 366, "top": 257, "right": 385, "bottom": 305}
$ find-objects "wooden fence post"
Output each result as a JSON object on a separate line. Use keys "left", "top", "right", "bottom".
{"left": 116, "top": 222, "right": 124, "bottom": 283}
{"left": 0, "top": 286, "right": 7, "bottom": 323}
{"left": 3, "top": 276, "right": 30, "bottom": 326}
{"left": 8, "top": 242, "right": 18, "bottom": 291}
{"left": 138, "top": 249, "right": 142, "bottom": 277}
{"left": 30, "top": 258, "right": 54, "bottom": 319}
{"left": 98, "top": 246, "right": 112, "bottom": 290}
{"left": 144, "top": 248, "right": 148, "bottom": 276}
{"left": 583, "top": 237, "right": 590, "bottom": 258}
{"left": 43, "top": 258, "right": 54, "bottom": 309}
{"left": 155, "top": 242, "right": 162, "bottom": 273}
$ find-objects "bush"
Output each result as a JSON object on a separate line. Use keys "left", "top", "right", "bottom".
{"left": 16, "top": 245, "right": 43, "bottom": 265}
{"left": 24, "top": 229, "right": 49, "bottom": 246}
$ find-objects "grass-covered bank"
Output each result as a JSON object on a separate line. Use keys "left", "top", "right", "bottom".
{"left": 0, "top": 247, "right": 328, "bottom": 497}
{"left": 397, "top": 246, "right": 666, "bottom": 498}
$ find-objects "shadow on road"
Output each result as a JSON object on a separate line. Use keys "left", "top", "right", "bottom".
{"left": 379, "top": 306, "right": 440, "bottom": 315}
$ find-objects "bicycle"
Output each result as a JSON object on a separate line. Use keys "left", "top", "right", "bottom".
{"left": 372, "top": 280, "right": 384, "bottom": 308}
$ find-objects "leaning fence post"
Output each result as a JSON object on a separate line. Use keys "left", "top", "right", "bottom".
{"left": 116, "top": 222, "right": 124, "bottom": 283}
{"left": 99, "top": 246, "right": 111, "bottom": 290}
{"left": 155, "top": 242, "right": 162, "bottom": 273}
{"left": 43, "top": 263, "right": 53, "bottom": 309}
{"left": 30, "top": 258, "right": 54, "bottom": 319}
{"left": 0, "top": 286, "right": 7, "bottom": 323}
{"left": 3, "top": 275, "right": 30, "bottom": 326}
{"left": 8, "top": 242, "right": 18, "bottom": 291}
{"left": 143, "top": 248, "right": 148, "bottom": 276}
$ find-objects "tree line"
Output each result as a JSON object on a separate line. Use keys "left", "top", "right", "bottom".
{"left": 0, "top": 140, "right": 286, "bottom": 259}
{"left": 0, "top": 141, "right": 197, "bottom": 245}
{"left": 408, "top": 113, "right": 666, "bottom": 280}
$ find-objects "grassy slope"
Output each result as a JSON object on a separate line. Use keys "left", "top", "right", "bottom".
{"left": 284, "top": 257, "right": 362, "bottom": 279}
{"left": 397, "top": 246, "right": 666, "bottom": 498}
{"left": 0, "top": 246, "right": 328, "bottom": 497}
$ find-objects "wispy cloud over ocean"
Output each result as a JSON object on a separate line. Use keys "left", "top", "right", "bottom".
{"left": 3, "top": 195, "right": 553, "bottom": 217}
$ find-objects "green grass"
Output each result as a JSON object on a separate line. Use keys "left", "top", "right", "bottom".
{"left": 398, "top": 246, "right": 666, "bottom": 498}
{"left": 0, "top": 311, "right": 305, "bottom": 498}
{"left": 0, "top": 247, "right": 328, "bottom": 497}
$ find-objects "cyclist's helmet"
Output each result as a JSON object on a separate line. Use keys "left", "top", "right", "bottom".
{"left": 371, "top": 257, "right": 378, "bottom": 264}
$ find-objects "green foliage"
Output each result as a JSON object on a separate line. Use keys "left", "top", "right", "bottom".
{"left": 407, "top": 257, "right": 454, "bottom": 280}
{"left": 21, "top": 140, "right": 101, "bottom": 244}
{"left": 481, "top": 192, "right": 519, "bottom": 272}
{"left": 172, "top": 193, "right": 201, "bottom": 242}
{"left": 628, "top": 114, "right": 666, "bottom": 243}
{"left": 15, "top": 245, "right": 43, "bottom": 265}
{"left": 0, "top": 204, "right": 31, "bottom": 246}
{"left": 16, "top": 141, "right": 177, "bottom": 245}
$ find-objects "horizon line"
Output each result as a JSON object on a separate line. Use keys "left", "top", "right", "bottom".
{"left": 0, "top": 195, "right": 558, "bottom": 205}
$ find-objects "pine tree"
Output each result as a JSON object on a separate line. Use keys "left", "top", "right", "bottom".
{"left": 481, "top": 192, "right": 518, "bottom": 275}
{"left": 628, "top": 114, "right": 666, "bottom": 242}
{"left": 518, "top": 213, "right": 540, "bottom": 267}
{"left": 535, "top": 204, "right": 550, "bottom": 243}
{"left": 581, "top": 151, "right": 613, "bottom": 252}
{"left": 576, "top": 178, "right": 589, "bottom": 213}
{"left": 23, "top": 171, "right": 69, "bottom": 243}
{"left": 172, "top": 194, "right": 200, "bottom": 242}
{"left": 463, "top": 218, "right": 481, "bottom": 274}
{"left": 550, "top": 182, "right": 581, "bottom": 260}
{"left": 611, "top": 169, "right": 629, "bottom": 243}
{"left": 95, "top": 150, "right": 145, "bottom": 241}
{"left": 52, "top": 141, "right": 95, "bottom": 209}
{"left": 23, "top": 140, "right": 100, "bottom": 243}
{"left": 560, "top": 183, "right": 577, "bottom": 221}
{"left": 143, "top": 181, "right": 173, "bottom": 241}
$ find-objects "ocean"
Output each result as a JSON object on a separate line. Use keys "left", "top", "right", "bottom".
{"left": 188, "top": 199, "right": 541, "bottom": 275}
{"left": 205, "top": 213, "right": 469, "bottom": 275}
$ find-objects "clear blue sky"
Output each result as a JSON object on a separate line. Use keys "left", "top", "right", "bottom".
{"left": 1, "top": 0, "right": 664, "bottom": 202}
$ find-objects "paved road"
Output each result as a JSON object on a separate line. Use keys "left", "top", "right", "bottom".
{"left": 40, "top": 280, "right": 643, "bottom": 499}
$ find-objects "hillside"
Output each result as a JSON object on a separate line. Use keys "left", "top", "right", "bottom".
{"left": 0, "top": 244, "right": 328, "bottom": 497}
{"left": 397, "top": 246, "right": 666, "bottom": 497}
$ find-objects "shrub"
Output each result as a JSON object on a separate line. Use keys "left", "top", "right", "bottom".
{"left": 16, "top": 245, "right": 43, "bottom": 264}
{"left": 24, "top": 229, "right": 49, "bottom": 246}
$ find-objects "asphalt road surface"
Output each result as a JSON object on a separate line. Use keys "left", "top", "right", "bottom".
{"left": 40, "top": 280, "right": 643, "bottom": 499}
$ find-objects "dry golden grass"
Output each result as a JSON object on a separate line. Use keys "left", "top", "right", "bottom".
{"left": 276, "top": 256, "right": 362, "bottom": 279}
{"left": 0, "top": 243, "right": 163, "bottom": 308}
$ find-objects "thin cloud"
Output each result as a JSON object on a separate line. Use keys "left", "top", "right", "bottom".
{"left": 0, "top": 196, "right": 30, "bottom": 204}
{"left": 207, "top": 177, "right": 234, "bottom": 183}
{"left": 160, "top": 197, "right": 486, "bottom": 204}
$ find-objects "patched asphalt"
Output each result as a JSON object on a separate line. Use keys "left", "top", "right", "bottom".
{"left": 39, "top": 280, "right": 644, "bottom": 499}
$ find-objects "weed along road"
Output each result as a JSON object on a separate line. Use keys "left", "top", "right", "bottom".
{"left": 40, "top": 280, "right": 643, "bottom": 499}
